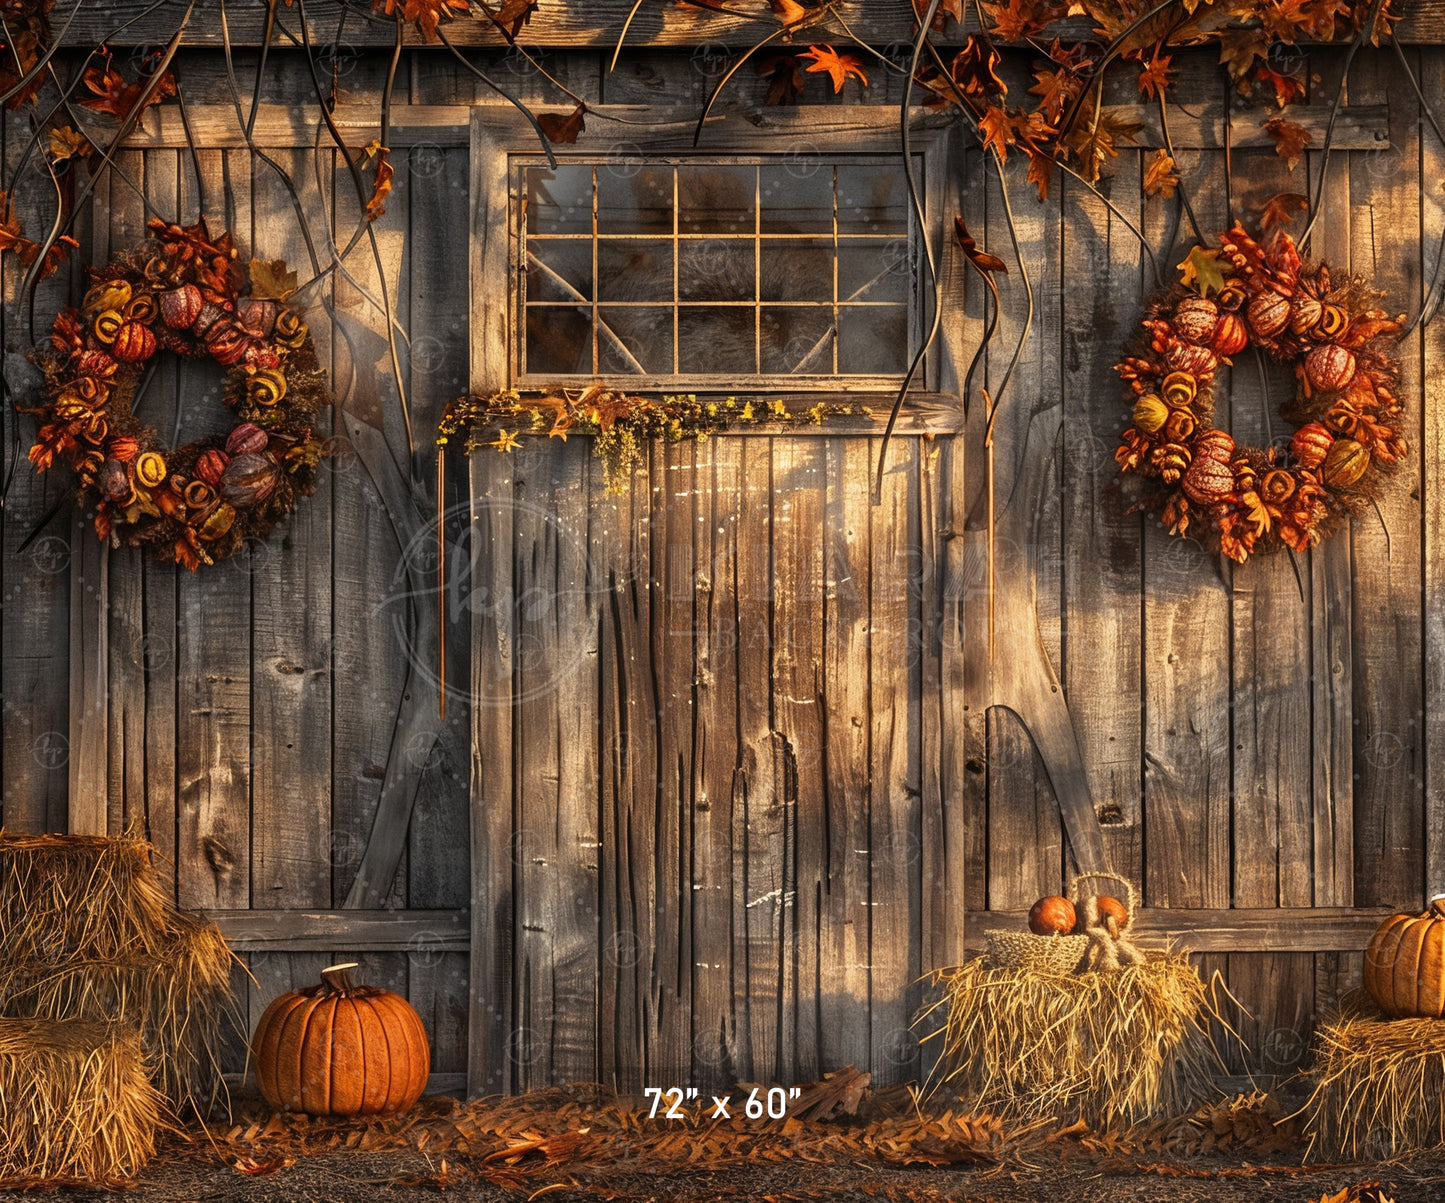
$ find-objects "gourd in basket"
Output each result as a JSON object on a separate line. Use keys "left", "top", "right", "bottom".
{"left": 986, "top": 872, "right": 1141, "bottom": 974}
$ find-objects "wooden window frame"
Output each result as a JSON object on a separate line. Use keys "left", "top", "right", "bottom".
{"left": 469, "top": 104, "right": 972, "bottom": 408}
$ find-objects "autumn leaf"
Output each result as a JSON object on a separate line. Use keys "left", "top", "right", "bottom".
{"left": 362, "top": 142, "right": 394, "bottom": 221}
{"left": 1029, "top": 65, "right": 1080, "bottom": 123}
{"left": 1143, "top": 149, "right": 1179, "bottom": 198}
{"left": 1217, "top": 29, "right": 1268, "bottom": 80}
{"left": 1064, "top": 110, "right": 1142, "bottom": 182}
{"left": 915, "top": 0, "right": 965, "bottom": 29}
{"left": 0, "top": 192, "right": 78, "bottom": 280}
{"left": 250, "top": 258, "right": 298, "bottom": 300}
{"left": 1136, "top": 48, "right": 1173, "bottom": 99}
{"left": 799, "top": 45, "right": 868, "bottom": 93}
{"left": 80, "top": 49, "right": 177, "bottom": 120}
{"left": 48, "top": 125, "right": 96, "bottom": 164}
{"left": 1263, "top": 116, "right": 1311, "bottom": 170}
{"left": 372, "top": 0, "right": 468, "bottom": 40}
{"left": 1026, "top": 148, "right": 1055, "bottom": 201}
{"left": 232, "top": 1156, "right": 296, "bottom": 1176}
{"left": 758, "top": 54, "right": 807, "bottom": 105}
{"left": 538, "top": 104, "right": 587, "bottom": 144}
{"left": 478, "top": 0, "right": 539, "bottom": 39}
{"left": 1178, "top": 245, "right": 1228, "bottom": 296}
{"left": 1255, "top": 62, "right": 1306, "bottom": 107}
{"left": 954, "top": 217, "right": 1007, "bottom": 276}
{"left": 981, "top": 0, "right": 1064, "bottom": 42}
{"left": 1258, "top": 191, "right": 1309, "bottom": 231}
{"left": 770, "top": 0, "right": 810, "bottom": 25}
{"left": 952, "top": 36, "right": 1006, "bottom": 99}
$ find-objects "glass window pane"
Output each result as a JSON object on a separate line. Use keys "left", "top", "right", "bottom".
{"left": 679, "top": 239, "right": 755, "bottom": 302}
{"left": 526, "top": 165, "right": 592, "bottom": 235}
{"left": 838, "top": 238, "right": 910, "bottom": 304}
{"left": 598, "top": 166, "right": 673, "bottom": 234}
{"left": 837, "top": 164, "right": 908, "bottom": 234}
{"left": 759, "top": 165, "right": 833, "bottom": 233}
{"left": 759, "top": 239, "right": 834, "bottom": 302}
{"left": 838, "top": 306, "right": 908, "bottom": 374}
{"left": 526, "top": 306, "right": 592, "bottom": 374}
{"left": 597, "top": 240, "right": 674, "bottom": 303}
{"left": 598, "top": 307, "right": 673, "bottom": 375}
{"left": 678, "top": 164, "right": 755, "bottom": 234}
{"left": 526, "top": 240, "right": 592, "bottom": 303}
{"left": 679, "top": 307, "right": 754, "bottom": 374}
{"left": 760, "top": 307, "right": 834, "bottom": 374}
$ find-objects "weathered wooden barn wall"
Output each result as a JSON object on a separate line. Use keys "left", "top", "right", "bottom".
{"left": 1, "top": 20, "right": 1443, "bottom": 1096}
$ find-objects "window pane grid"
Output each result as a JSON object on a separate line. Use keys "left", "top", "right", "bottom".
{"left": 519, "top": 157, "right": 917, "bottom": 384}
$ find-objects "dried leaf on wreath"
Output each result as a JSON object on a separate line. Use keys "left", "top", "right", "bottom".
{"left": 1026, "top": 148, "right": 1055, "bottom": 200}
{"left": 1263, "top": 116, "right": 1311, "bottom": 170}
{"left": 249, "top": 258, "right": 299, "bottom": 300}
{"left": 981, "top": 0, "right": 1064, "bottom": 43}
{"left": 363, "top": 144, "right": 394, "bottom": 221}
{"left": 538, "top": 104, "right": 587, "bottom": 144}
{"left": 1136, "top": 48, "right": 1173, "bottom": 98}
{"left": 769, "top": 0, "right": 810, "bottom": 26}
{"left": 1217, "top": 28, "right": 1268, "bottom": 80}
{"left": 1029, "top": 63, "right": 1082, "bottom": 124}
{"left": 800, "top": 45, "right": 868, "bottom": 93}
{"left": 954, "top": 217, "right": 1008, "bottom": 276}
{"left": 479, "top": 0, "right": 539, "bottom": 39}
{"left": 1258, "top": 190, "right": 1309, "bottom": 231}
{"left": 915, "top": 0, "right": 965, "bottom": 30}
{"left": 977, "top": 106, "right": 1055, "bottom": 164}
{"left": 80, "top": 49, "right": 177, "bottom": 120}
{"left": 758, "top": 53, "right": 807, "bottom": 105}
{"left": 1143, "top": 148, "right": 1180, "bottom": 198}
{"left": 1178, "top": 245, "right": 1228, "bottom": 296}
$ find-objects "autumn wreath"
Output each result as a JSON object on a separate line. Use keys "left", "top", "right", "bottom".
{"left": 1113, "top": 223, "right": 1407, "bottom": 563}
{"left": 25, "top": 218, "right": 330, "bottom": 569}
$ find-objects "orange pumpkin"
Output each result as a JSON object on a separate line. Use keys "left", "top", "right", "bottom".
{"left": 1097, "top": 895, "right": 1130, "bottom": 932}
{"left": 1028, "top": 895, "right": 1076, "bottom": 936}
{"left": 1364, "top": 897, "right": 1445, "bottom": 1018}
{"left": 252, "top": 962, "right": 430, "bottom": 1116}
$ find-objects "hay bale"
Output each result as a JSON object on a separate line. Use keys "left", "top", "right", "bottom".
{"left": 0, "top": 832, "right": 172, "bottom": 962}
{"left": 1304, "top": 999, "right": 1445, "bottom": 1160}
{"left": 0, "top": 1017, "right": 163, "bottom": 1185}
{"left": 920, "top": 952, "right": 1225, "bottom": 1130}
{"left": 0, "top": 914, "right": 235, "bottom": 1108}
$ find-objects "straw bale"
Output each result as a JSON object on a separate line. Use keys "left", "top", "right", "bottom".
{"left": 1304, "top": 997, "right": 1445, "bottom": 1160}
{"left": 918, "top": 951, "right": 1226, "bottom": 1130}
{"left": 0, "top": 1016, "right": 163, "bottom": 1185}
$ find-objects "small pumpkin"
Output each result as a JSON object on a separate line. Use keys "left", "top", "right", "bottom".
{"left": 1290, "top": 421, "right": 1333, "bottom": 469}
{"left": 1305, "top": 343, "right": 1357, "bottom": 393}
{"left": 1247, "top": 289, "right": 1291, "bottom": 338}
{"left": 1132, "top": 394, "right": 1168, "bottom": 434}
{"left": 1172, "top": 296, "right": 1218, "bottom": 344}
{"left": 1211, "top": 312, "right": 1249, "bottom": 357}
{"left": 219, "top": 452, "right": 281, "bottom": 507}
{"left": 1096, "top": 895, "right": 1129, "bottom": 932}
{"left": 252, "top": 962, "right": 430, "bottom": 1116}
{"left": 1364, "top": 896, "right": 1445, "bottom": 1018}
{"left": 160, "top": 283, "right": 204, "bottom": 329}
{"left": 1322, "top": 438, "right": 1370, "bottom": 489}
{"left": 1028, "top": 895, "right": 1076, "bottom": 936}
{"left": 113, "top": 322, "right": 157, "bottom": 364}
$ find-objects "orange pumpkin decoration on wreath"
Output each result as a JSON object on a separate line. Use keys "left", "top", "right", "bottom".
{"left": 252, "top": 962, "right": 431, "bottom": 1117}
{"left": 1115, "top": 223, "right": 1408, "bottom": 563}
{"left": 1364, "top": 896, "right": 1445, "bottom": 1018}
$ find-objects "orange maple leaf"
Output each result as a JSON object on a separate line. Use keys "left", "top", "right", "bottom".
{"left": 1136, "top": 49, "right": 1172, "bottom": 99}
{"left": 1255, "top": 62, "right": 1307, "bottom": 107}
{"left": 799, "top": 45, "right": 868, "bottom": 93}
{"left": 981, "top": 0, "right": 1063, "bottom": 42}
{"left": 1029, "top": 65, "right": 1080, "bottom": 123}
{"left": 80, "top": 49, "right": 177, "bottom": 120}
{"left": 373, "top": 0, "right": 469, "bottom": 40}
{"left": 1263, "top": 117, "right": 1311, "bottom": 170}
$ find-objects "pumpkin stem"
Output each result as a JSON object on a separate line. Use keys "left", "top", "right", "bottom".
{"left": 320, "top": 962, "right": 360, "bottom": 994}
{"left": 1430, "top": 894, "right": 1445, "bottom": 919}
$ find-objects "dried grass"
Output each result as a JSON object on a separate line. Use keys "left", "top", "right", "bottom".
{"left": 0, "top": 1017, "right": 165, "bottom": 1186}
{"left": 918, "top": 951, "right": 1227, "bottom": 1131}
{"left": 1304, "top": 995, "right": 1445, "bottom": 1160}
{"left": 0, "top": 831, "right": 240, "bottom": 1112}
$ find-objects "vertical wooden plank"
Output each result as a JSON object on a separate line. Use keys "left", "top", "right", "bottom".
{"left": 770, "top": 437, "right": 823, "bottom": 1083}
{"left": 869, "top": 436, "right": 921, "bottom": 1085}
{"left": 819, "top": 437, "right": 873, "bottom": 1074}
{"left": 469, "top": 451, "right": 515, "bottom": 1096}
{"left": 692, "top": 436, "right": 743, "bottom": 1091}
{"left": 734, "top": 438, "right": 779, "bottom": 1081}
{"left": 597, "top": 451, "right": 655, "bottom": 1093}
{"left": 513, "top": 437, "right": 600, "bottom": 1088}
{"left": 651, "top": 441, "right": 695, "bottom": 1086}
{"left": 1349, "top": 52, "right": 1423, "bottom": 911}
{"left": 176, "top": 149, "right": 252, "bottom": 910}
{"left": 1060, "top": 155, "right": 1144, "bottom": 888}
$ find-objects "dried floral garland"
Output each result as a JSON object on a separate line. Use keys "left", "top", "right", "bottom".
{"left": 438, "top": 386, "right": 862, "bottom": 493}
{"left": 24, "top": 218, "right": 330, "bottom": 569}
{"left": 1114, "top": 223, "right": 1407, "bottom": 563}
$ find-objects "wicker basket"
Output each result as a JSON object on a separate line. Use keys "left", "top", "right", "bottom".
{"left": 982, "top": 872, "right": 1140, "bottom": 974}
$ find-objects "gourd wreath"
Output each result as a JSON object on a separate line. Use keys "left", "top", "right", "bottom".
{"left": 1114, "top": 223, "right": 1407, "bottom": 563}
{"left": 25, "top": 218, "right": 330, "bottom": 569}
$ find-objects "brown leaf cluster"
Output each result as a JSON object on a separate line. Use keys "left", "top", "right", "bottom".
{"left": 0, "top": 191, "right": 77, "bottom": 281}
{"left": 0, "top": 0, "right": 53, "bottom": 108}
{"left": 80, "top": 49, "right": 176, "bottom": 122}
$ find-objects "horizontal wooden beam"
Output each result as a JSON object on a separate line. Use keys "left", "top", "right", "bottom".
{"left": 125, "top": 102, "right": 1389, "bottom": 153}
{"left": 206, "top": 909, "right": 469, "bottom": 952}
{"left": 964, "top": 907, "right": 1398, "bottom": 954}
{"left": 54, "top": 0, "right": 1445, "bottom": 47}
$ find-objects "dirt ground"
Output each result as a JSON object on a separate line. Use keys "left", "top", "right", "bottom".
{"left": 20, "top": 1082, "right": 1445, "bottom": 1203}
